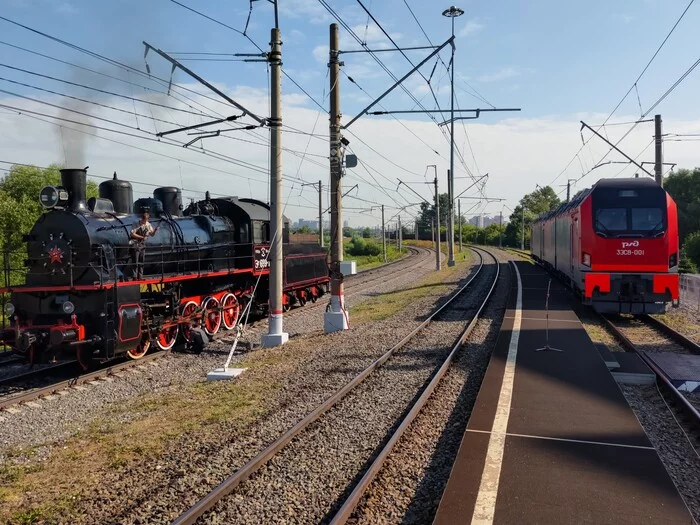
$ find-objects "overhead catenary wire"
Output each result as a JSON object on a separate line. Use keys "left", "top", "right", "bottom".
{"left": 547, "top": 0, "right": 696, "bottom": 187}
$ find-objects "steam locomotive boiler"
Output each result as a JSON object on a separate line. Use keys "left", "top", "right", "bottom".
{"left": 1, "top": 168, "right": 329, "bottom": 365}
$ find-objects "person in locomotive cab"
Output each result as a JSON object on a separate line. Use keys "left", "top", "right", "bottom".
{"left": 129, "top": 208, "right": 155, "bottom": 280}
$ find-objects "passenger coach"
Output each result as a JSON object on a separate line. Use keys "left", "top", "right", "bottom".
{"left": 531, "top": 177, "right": 679, "bottom": 313}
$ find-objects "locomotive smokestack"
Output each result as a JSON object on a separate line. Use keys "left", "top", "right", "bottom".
{"left": 60, "top": 167, "right": 88, "bottom": 212}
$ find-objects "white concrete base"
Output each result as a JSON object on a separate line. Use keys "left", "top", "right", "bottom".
{"left": 261, "top": 332, "right": 289, "bottom": 348}
{"left": 207, "top": 367, "right": 247, "bottom": 381}
{"left": 324, "top": 310, "right": 349, "bottom": 333}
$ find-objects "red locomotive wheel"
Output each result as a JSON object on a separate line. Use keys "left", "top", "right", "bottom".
{"left": 202, "top": 296, "right": 222, "bottom": 336}
{"left": 156, "top": 325, "right": 179, "bottom": 351}
{"left": 180, "top": 300, "right": 199, "bottom": 341}
{"left": 221, "top": 293, "right": 240, "bottom": 330}
{"left": 127, "top": 339, "right": 150, "bottom": 360}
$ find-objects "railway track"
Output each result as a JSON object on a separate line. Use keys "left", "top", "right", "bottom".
{"left": 284, "top": 245, "right": 434, "bottom": 316}
{"left": 0, "top": 351, "right": 169, "bottom": 411}
{"left": 171, "top": 246, "right": 499, "bottom": 525}
{"left": 600, "top": 313, "right": 700, "bottom": 440}
{"left": 0, "top": 251, "right": 428, "bottom": 411}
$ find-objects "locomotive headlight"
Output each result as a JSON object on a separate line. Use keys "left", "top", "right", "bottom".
{"left": 669, "top": 253, "right": 678, "bottom": 268}
{"left": 582, "top": 252, "right": 591, "bottom": 267}
{"left": 62, "top": 301, "right": 75, "bottom": 314}
{"left": 4, "top": 303, "right": 15, "bottom": 316}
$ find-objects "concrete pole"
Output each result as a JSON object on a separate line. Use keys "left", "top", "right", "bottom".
{"left": 262, "top": 27, "right": 288, "bottom": 348}
{"left": 499, "top": 210, "right": 503, "bottom": 248}
{"left": 398, "top": 215, "right": 402, "bottom": 251}
{"left": 324, "top": 23, "right": 348, "bottom": 333}
{"left": 318, "top": 180, "right": 323, "bottom": 247}
{"left": 415, "top": 220, "right": 418, "bottom": 240}
{"left": 435, "top": 174, "right": 441, "bottom": 271}
{"left": 381, "top": 204, "right": 387, "bottom": 263}
{"left": 654, "top": 114, "right": 663, "bottom": 187}
{"left": 447, "top": 18, "right": 456, "bottom": 268}
{"left": 458, "top": 198, "right": 462, "bottom": 252}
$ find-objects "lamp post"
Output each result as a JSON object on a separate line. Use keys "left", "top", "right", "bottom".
{"left": 443, "top": 5, "right": 464, "bottom": 267}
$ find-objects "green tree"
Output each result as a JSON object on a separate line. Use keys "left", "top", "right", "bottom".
{"left": 294, "top": 225, "right": 313, "bottom": 234}
{"left": 417, "top": 193, "right": 456, "bottom": 238}
{"left": 504, "top": 186, "right": 561, "bottom": 247}
{"left": 342, "top": 226, "right": 355, "bottom": 238}
{"left": 664, "top": 168, "right": 700, "bottom": 244}
{"left": 362, "top": 227, "right": 371, "bottom": 239}
{"left": 683, "top": 231, "right": 700, "bottom": 272}
{"left": 0, "top": 164, "right": 98, "bottom": 285}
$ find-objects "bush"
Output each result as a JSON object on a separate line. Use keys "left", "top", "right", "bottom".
{"left": 682, "top": 232, "right": 700, "bottom": 273}
{"left": 345, "top": 235, "right": 381, "bottom": 256}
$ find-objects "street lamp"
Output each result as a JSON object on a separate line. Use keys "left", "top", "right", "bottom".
{"left": 443, "top": 5, "right": 464, "bottom": 267}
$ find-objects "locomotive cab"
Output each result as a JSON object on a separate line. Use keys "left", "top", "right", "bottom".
{"left": 532, "top": 177, "right": 679, "bottom": 314}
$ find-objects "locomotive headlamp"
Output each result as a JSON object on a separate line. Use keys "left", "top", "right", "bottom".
{"left": 582, "top": 252, "right": 591, "bottom": 267}
{"left": 669, "top": 253, "right": 678, "bottom": 268}
{"left": 4, "top": 303, "right": 15, "bottom": 316}
{"left": 39, "top": 186, "right": 69, "bottom": 209}
{"left": 62, "top": 301, "right": 75, "bottom": 314}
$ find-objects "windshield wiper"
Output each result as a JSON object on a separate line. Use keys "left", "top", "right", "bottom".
{"left": 595, "top": 222, "right": 612, "bottom": 238}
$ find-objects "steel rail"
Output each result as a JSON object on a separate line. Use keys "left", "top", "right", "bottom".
{"left": 261, "top": 245, "right": 432, "bottom": 319}
{"left": 329, "top": 248, "right": 501, "bottom": 524}
{"left": 0, "top": 351, "right": 168, "bottom": 411}
{"left": 172, "top": 248, "right": 488, "bottom": 525}
{"left": 599, "top": 314, "right": 700, "bottom": 433}
{"left": 640, "top": 314, "right": 700, "bottom": 355}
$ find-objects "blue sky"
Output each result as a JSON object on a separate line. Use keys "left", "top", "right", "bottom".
{"left": 1, "top": 0, "right": 699, "bottom": 225}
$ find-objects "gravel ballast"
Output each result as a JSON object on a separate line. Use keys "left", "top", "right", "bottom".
{"left": 350, "top": 249, "right": 513, "bottom": 524}
{"left": 200, "top": 250, "right": 500, "bottom": 524}
{"left": 0, "top": 247, "right": 479, "bottom": 523}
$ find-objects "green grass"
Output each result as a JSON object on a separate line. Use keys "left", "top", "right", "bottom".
{"left": 348, "top": 244, "right": 407, "bottom": 270}
{"left": 350, "top": 250, "right": 472, "bottom": 324}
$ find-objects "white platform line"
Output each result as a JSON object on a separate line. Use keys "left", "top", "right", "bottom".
{"left": 471, "top": 261, "right": 523, "bottom": 525}
{"left": 503, "top": 316, "right": 581, "bottom": 324}
{"left": 465, "top": 428, "right": 655, "bottom": 451}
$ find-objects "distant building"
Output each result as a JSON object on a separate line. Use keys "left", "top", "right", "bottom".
{"left": 467, "top": 215, "right": 503, "bottom": 228}
{"left": 343, "top": 220, "right": 349, "bottom": 228}
{"left": 296, "top": 218, "right": 318, "bottom": 230}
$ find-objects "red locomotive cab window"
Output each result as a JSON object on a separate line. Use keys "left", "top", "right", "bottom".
{"left": 592, "top": 183, "right": 667, "bottom": 238}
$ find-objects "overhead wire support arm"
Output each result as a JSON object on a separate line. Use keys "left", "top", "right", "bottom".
{"left": 343, "top": 37, "right": 454, "bottom": 129}
{"left": 338, "top": 45, "right": 439, "bottom": 54}
{"left": 437, "top": 108, "right": 521, "bottom": 126}
{"left": 142, "top": 41, "right": 265, "bottom": 125}
{"left": 454, "top": 173, "right": 489, "bottom": 200}
{"left": 156, "top": 114, "right": 244, "bottom": 137}
{"left": 580, "top": 120, "right": 655, "bottom": 178}
{"left": 396, "top": 179, "right": 431, "bottom": 204}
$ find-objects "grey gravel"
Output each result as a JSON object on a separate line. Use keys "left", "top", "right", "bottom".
{"left": 0, "top": 247, "right": 434, "bottom": 454}
{"left": 0, "top": 246, "right": 470, "bottom": 523}
{"left": 619, "top": 383, "right": 700, "bottom": 522}
{"left": 350, "top": 248, "right": 513, "bottom": 525}
{"left": 201, "top": 249, "right": 498, "bottom": 524}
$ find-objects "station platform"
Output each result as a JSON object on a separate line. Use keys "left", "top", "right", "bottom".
{"left": 434, "top": 261, "right": 693, "bottom": 524}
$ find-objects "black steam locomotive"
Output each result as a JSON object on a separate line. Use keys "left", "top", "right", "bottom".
{"left": 1, "top": 168, "right": 329, "bottom": 366}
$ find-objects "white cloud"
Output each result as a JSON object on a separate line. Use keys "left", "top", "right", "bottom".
{"left": 312, "top": 45, "right": 329, "bottom": 64}
{"left": 279, "top": 0, "right": 331, "bottom": 24}
{"left": 477, "top": 67, "right": 520, "bottom": 83}
{"left": 459, "top": 19, "right": 483, "bottom": 37}
{"left": 612, "top": 13, "right": 634, "bottom": 24}
{"left": 3, "top": 86, "right": 698, "bottom": 227}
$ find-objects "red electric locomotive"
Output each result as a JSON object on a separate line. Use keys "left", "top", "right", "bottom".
{"left": 531, "top": 177, "right": 679, "bottom": 313}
